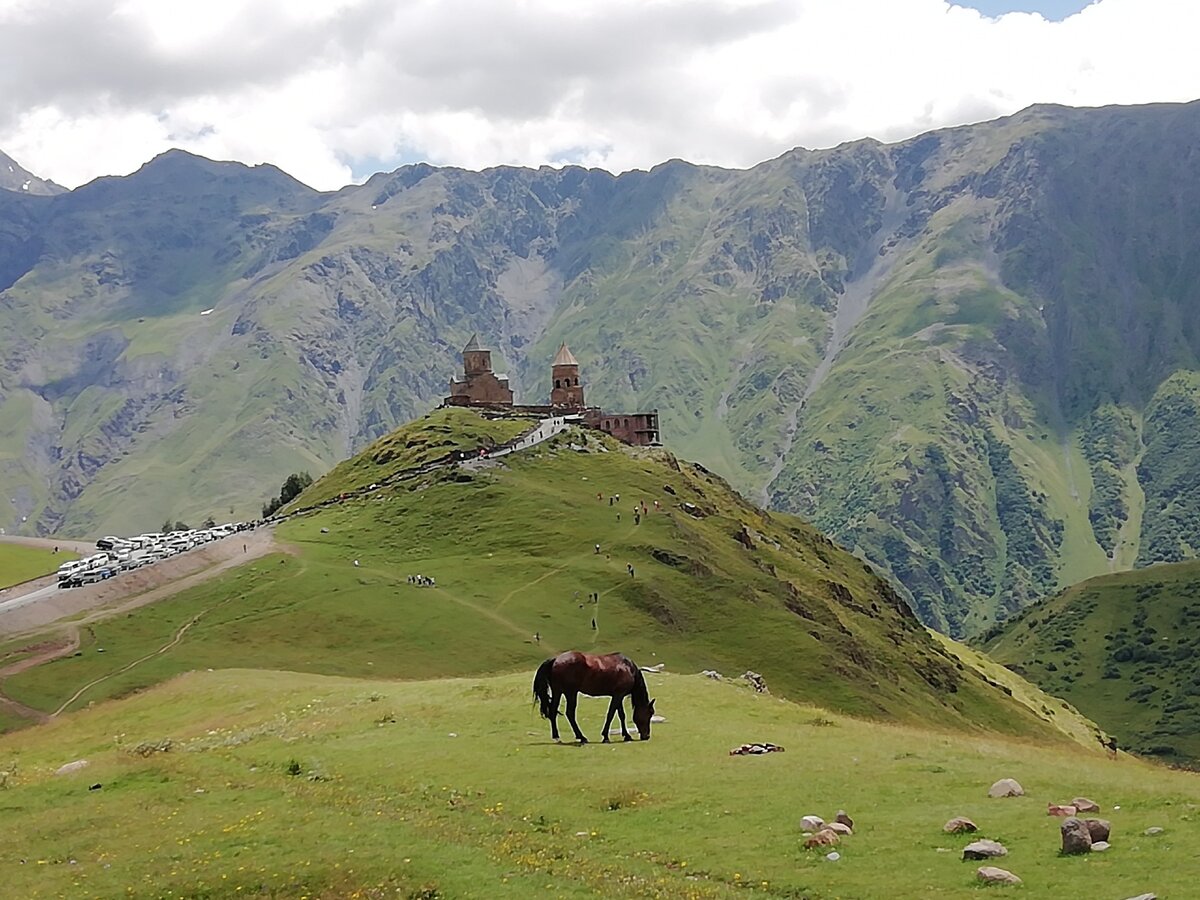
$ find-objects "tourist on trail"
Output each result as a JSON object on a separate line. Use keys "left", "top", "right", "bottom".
{"left": 534, "top": 632, "right": 540, "bottom": 643}
{"left": 627, "top": 563, "right": 635, "bottom": 578}
{"left": 597, "top": 492, "right": 602, "bottom": 502}
{"left": 615, "top": 493, "right": 620, "bottom": 503}
{"left": 609, "top": 497, "right": 614, "bottom": 506}
{"left": 591, "top": 617, "right": 597, "bottom": 630}
{"left": 634, "top": 513, "right": 640, "bottom": 525}
{"left": 354, "top": 559, "right": 360, "bottom": 567}
{"left": 595, "top": 543, "right": 601, "bottom": 554}
{"left": 617, "top": 513, "right": 621, "bottom": 522}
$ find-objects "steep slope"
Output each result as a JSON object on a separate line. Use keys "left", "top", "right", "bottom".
{"left": 3, "top": 408, "right": 1074, "bottom": 742}
{"left": 0, "top": 149, "right": 64, "bottom": 196}
{"left": 3, "top": 104, "right": 1200, "bottom": 636}
{"left": 986, "top": 560, "right": 1200, "bottom": 765}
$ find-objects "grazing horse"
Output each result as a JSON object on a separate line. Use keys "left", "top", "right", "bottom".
{"left": 532, "top": 651, "right": 655, "bottom": 743}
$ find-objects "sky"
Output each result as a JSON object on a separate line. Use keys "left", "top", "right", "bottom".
{"left": 0, "top": 0, "right": 1196, "bottom": 191}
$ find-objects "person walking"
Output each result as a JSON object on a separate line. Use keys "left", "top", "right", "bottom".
{"left": 534, "top": 631, "right": 540, "bottom": 643}
{"left": 595, "top": 543, "right": 601, "bottom": 554}
{"left": 591, "top": 617, "right": 597, "bottom": 630}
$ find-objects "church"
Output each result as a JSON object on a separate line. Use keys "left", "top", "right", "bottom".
{"left": 444, "top": 335, "right": 661, "bottom": 447}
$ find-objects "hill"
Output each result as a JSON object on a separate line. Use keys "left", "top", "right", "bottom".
{"left": 0, "top": 667, "right": 1195, "bottom": 899}
{"left": 0, "top": 149, "right": 64, "bottom": 196}
{"left": 986, "top": 560, "right": 1200, "bottom": 766}
{"left": 1, "top": 408, "right": 1089, "bottom": 744}
{"left": 5, "top": 103, "right": 1200, "bottom": 633}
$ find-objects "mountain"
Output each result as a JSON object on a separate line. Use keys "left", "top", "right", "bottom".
{"left": 0, "top": 149, "right": 66, "bottom": 196}
{"left": 3, "top": 103, "right": 1200, "bottom": 636}
{"left": 986, "top": 559, "right": 1200, "bottom": 765}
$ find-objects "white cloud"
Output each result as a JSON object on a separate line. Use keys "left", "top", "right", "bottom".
{"left": 0, "top": 0, "right": 1197, "bottom": 190}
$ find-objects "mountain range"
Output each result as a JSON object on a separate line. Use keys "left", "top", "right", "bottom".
{"left": 3, "top": 99, "right": 1200, "bottom": 635}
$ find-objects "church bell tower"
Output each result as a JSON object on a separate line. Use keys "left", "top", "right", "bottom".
{"left": 550, "top": 342, "right": 584, "bottom": 409}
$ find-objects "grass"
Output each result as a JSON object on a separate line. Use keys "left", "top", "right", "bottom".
{"left": 0, "top": 544, "right": 77, "bottom": 590}
{"left": 4, "top": 409, "right": 1075, "bottom": 744}
{"left": 987, "top": 559, "right": 1200, "bottom": 765}
{"left": 1, "top": 668, "right": 1197, "bottom": 899}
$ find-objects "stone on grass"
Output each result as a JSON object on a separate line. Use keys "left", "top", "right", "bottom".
{"left": 835, "top": 809, "right": 854, "bottom": 830}
{"left": 826, "top": 821, "right": 853, "bottom": 836}
{"left": 1061, "top": 817, "right": 1093, "bottom": 855}
{"left": 800, "top": 815, "right": 825, "bottom": 831}
{"left": 825, "top": 851, "right": 840, "bottom": 862}
{"left": 1143, "top": 826, "right": 1164, "bottom": 836}
{"left": 963, "top": 839, "right": 1007, "bottom": 860}
{"left": 1048, "top": 803, "right": 1077, "bottom": 817}
{"left": 54, "top": 760, "right": 89, "bottom": 776}
{"left": 988, "top": 778, "right": 1024, "bottom": 798}
{"left": 1091, "top": 841, "right": 1110, "bottom": 852}
{"left": 977, "top": 866, "right": 1022, "bottom": 885}
{"left": 804, "top": 829, "right": 840, "bottom": 849}
{"left": 1122, "top": 894, "right": 1156, "bottom": 900}
{"left": 943, "top": 816, "right": 978, "bottom": 834}
{"left": 1072, "top": 797, "right": 1100, "bottom": 813}
{"left": 1084, "top": 819, "right": 1111, "bottom": 842}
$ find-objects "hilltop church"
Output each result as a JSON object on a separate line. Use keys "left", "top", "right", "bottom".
{"left": 445, "top": 335, "right": 661, "bottom": 447}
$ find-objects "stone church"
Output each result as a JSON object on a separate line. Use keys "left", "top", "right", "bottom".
{"left": 444, "top": 335, "right": 661, "bottom": 446}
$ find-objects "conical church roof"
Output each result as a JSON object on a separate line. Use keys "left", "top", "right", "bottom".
{"left": 552, "top": 342, "right": 579, "bottom": 366}
{"left": 463, "top": 333, "right": 482, "bottom": 352}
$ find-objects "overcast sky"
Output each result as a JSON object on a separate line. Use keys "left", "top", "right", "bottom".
{"left": 1, "top": 0, "right": 1196, "bottom": 191}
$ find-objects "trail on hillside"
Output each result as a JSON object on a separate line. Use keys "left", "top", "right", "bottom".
{"left": 0, "top": 632, "right": 81, "bottom": 722}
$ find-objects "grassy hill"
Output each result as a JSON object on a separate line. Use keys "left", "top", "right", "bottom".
{"left": 3, "top": 408, "right": 1085, "bottom": 744}
{"left": 1, "top": 667, "right": 1196, "bottom": 899}
{"left": 986, "top": 560, "right": 1200, "bottom": 765}
{"left": 0, "top": 543, "right": 77, "bottom": 590}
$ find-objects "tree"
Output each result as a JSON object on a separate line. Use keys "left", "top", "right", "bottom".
{"left": 161, "top": 519, "right": 173, "bottom": 535}
{"left": 173, "top": 521, "right": 190, "bottom": 532}
{"left": 201, "top": 516, "right": 216, "bottom": 529}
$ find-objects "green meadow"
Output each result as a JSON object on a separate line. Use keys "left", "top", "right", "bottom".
{"left": 0, "top": 544, "right": 77, "bottom": 590}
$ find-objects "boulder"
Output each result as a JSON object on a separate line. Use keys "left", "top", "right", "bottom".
{"left": 835, "top": 809, "right": 854, "bottom": 830}
{"left": 804, "top": 829, "right": 840, "bottom": 849}
{"left": 963, "top": 839, "right": 1008, "bottom": 860}
{"left": 988, "top": 778, "right": 1024, "bottom": 798}
{"left": 1072, "top": 796, "right": 1100, "bottom": 813}
{"left": 1143, "top": 826, "right": 1163, "bottom": 836}
{"left": 54, "top": 760, "right": 89, "bottom": 776}
{"left": 825, "top": 851, "right": 841, "bottom": 861}
{"left": 1122, "top": 895, "right": 1156, "bottom": 900}
{"left": 1091, "top": 841, "right": 1110, "bottom": 852}
{"left": 826, "top": 821, "right": 853, "bottom": 836}
{"left": 800, "top": 815, "right": 825, "bottom": 831}
{"left": 1061, "top": 817, "right": 1093, "bottom": 855}
{"left": 943, "top": 816, "right": 978, "bottom": 834}
{"left": 1047, "top": 803, "right": 1077, "bottom": 817}
{"left": 1084, "top": 818, "right": 1111, "bottom": 842}
{"left": 977, "top": 866, "right": 1022, "bottom": 885}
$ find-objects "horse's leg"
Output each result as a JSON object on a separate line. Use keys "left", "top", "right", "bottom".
{"left": 616, "top": 696, "right": 633, "bottom": 741}
{"left": 549, "top": 688, "right": 562, "bottom": 741}
{"left": 602, "top": 696, "right": 620, "bottom": 743}
{"left": 565, "top": 691, "right": 588, "bottom": 743}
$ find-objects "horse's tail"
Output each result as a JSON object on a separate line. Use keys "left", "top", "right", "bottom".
{"left": 533, "top": 657, "right": 555, "bottom": 719}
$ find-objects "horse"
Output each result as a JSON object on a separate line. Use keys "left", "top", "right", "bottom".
{"left": 532, "top": 650, "right": 655, "bottom": 743}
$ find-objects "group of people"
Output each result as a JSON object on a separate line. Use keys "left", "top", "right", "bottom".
{"left": 407, "top": 574, "right": 436, "bottom": 586}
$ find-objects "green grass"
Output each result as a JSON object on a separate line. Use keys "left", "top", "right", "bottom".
{"left": 987, "top": 560, "right": 1200, "bottom": 764}
{"left": 4, "top": 409, "right": 1075, "bottom": 744}
{"left": 1, "top": 668, "right": 1197, "bottom": 899}
{"left": 0, "top": 544, "right": 77, "bottom": 590}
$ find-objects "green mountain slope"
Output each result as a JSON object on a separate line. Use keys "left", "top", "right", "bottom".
{"left": 3, "top": 667, "right": 1196, "bottom": 899}
{"left": 986, "top": 560, "right": 1200, "bottom": 765}
{"left": 2, "top": 408, "right": 1079, "bottom": 744}
{"left": 5, "top": 103, "right": 1200, "bottom": 634}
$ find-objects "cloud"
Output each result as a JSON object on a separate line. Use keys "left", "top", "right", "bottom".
{"left": 0, "top": 0, "right": 1197, "bottom": 190}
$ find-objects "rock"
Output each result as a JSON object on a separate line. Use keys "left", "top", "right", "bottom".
{"left": 88, "top": 783, "right": 102, "bottom": 791}
{"left": 977, "top": 866, "right": 1022, "bottom": 885}
{"left": 988, "top": 778, "right": 1024, "bottom": 798}
{"left": 1122, "top": 894, "right": 1157, "bottom": 900}
{"left": 1061, "top": 817, "right": 1093, "bottom": 855}
{"left": 835, "top": 809, "right": 854, "bottom": 830}
{"left": 1048, "top": 803, "right": 1077, "bottom": 817}
{"left": 826, "top": 822, "right": 853, "bottom": 835}
{"left": 1084, "top": 818, "right": 1111, "bottom": 842}
{"left": 825, "top": 851, "right": 840, "bottom": 861}
{"left": 963, "top": 839, "right": 1008, "bottom": 860}
{"left": 54, "top": 760, "right": 89, "bottom": 776}
{"left": 943, "top": 816, "right": 978, "bottom": 834}
{"left": 1072, "top": 796, "right": 1100, "bottom": 812}
{"left": 800, "top": 815, "right": 825, "bottom": 831}
{"left": 804, "top": 829, "right": 839, "bottom": 849}
{"left": 1091, "top": 841, "right": 1110, "bottom": 852}
{"left": 1144, "top": 826, "right": 1164, "bottom": 836}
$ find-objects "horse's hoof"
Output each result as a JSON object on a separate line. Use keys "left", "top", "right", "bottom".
{"left": 602, "top": 736, "right": 611, "bottom": 743}
{"left": 578, "top": 737, "right": 589, "bottom": 744}
{"left": 622, "top": 734, "right": 633, "bottom": 742}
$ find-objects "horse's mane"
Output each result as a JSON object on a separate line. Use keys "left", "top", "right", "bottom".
{"left": 627, "top": 657, "right": 650, "bottom": 708}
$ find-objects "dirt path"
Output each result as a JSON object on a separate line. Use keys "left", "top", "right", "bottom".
{"left": 0, "top": 633, "right": 82, "bottom": 722}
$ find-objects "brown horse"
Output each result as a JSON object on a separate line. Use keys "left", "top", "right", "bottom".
{"left": 532, "top": 651, "right": 655, "bottom": 743}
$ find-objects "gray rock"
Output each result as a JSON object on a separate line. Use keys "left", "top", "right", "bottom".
{"left": 1144, "top": 826, "right": 1164, "bottom": 836}
{"left": 1122, "top": 894, "right": 1156, "bottom": 900}
{"left": 977, "top": 866, "right": 1022, "bottom": 885}
{"left": 835, "top": 809, "right": 855, "bottom": 830}
{"left": 988, "top": 778, "right": 1024, "bottom": 798}
{"left": 1091, "top": 841, "right": 1110, "bottom": 852}
{"left": 1061, "top": 817, "right": 1093, "bottom": 855}
{"left": 54, "top": 759, "right": 89, "bottom": 776}
{"left": 1084, "top": 818, "right": 1111, "bottom": 842}
{"left": 826, "top": 821, "right": 853, "bottom": 835}
{"left": 1072, "top": 796, "right": 1100, "bottom": 812}
{"left": 963, "top": 839, "right": 1008, "bottom": 860}
{"left": 943, "top": 816, "right": 978, "bottom": 834}
{"left": 800, "top": 815, "right": 825, "bottom": 831}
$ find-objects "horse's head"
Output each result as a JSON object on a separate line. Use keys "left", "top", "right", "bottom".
{"left": 633, "top": 698, "right": 655, "bottom": 740}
